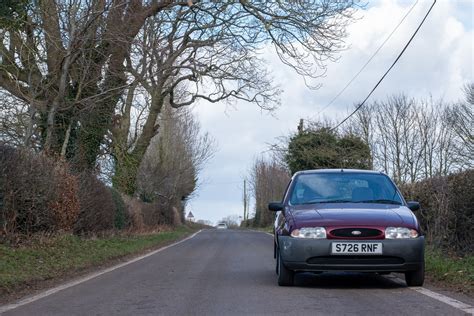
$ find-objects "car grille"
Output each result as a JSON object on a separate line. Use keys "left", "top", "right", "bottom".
{"left": 329, "top": 228, "right": 383, "bottom": 239}
{"left": 307, "top": 256, "right": 404, "bottom": 265}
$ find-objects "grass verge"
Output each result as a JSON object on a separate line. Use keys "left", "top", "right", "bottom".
{"left": 425, "top": 246, "right": 473, "bottom": 294}
{"left": 0, "top": 225, "right": 199, "bottom": 299}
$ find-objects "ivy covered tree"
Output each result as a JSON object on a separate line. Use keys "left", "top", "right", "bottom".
{"left": 337, "top": 134, "right": 373, "bottom": 170}
{"left": 285, "top": 126, "right": 371, "bottom": 174}
{"left": 0, "top": 0, "right": 28, "bottom": 30}
{"left": 0, "top": 0, "right": 359, "bottom": 195}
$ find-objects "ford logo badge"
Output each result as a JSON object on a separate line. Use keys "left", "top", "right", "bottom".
{"left": 351, "top": 230, "right": 362, "bottom": 236}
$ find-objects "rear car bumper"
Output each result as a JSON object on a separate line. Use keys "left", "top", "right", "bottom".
{"left": 278, "top": 236, "right": 424, "bottom": 272}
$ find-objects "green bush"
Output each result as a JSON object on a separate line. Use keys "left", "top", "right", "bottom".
{"left": 285, "top": 128, "right": 372, "bottom": 174}
{"left": 110, "top": 188, "right": 128, "bottom": 230}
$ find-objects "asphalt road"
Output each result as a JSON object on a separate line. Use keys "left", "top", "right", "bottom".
{"left": 3, "top": 229, "right": 472, "bottom": 315}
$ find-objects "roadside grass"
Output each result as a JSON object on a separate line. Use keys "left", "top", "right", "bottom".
{"left": 425, "top": 246, "right": 473, "bottom": 293}
{"left": 0, "top": 225, "right": 198, "bottom": 297}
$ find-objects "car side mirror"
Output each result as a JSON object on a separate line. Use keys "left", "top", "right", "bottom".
{"left": 407, "top": 201, "right": 420, "bottom": 212}
{"left": 268, "top": 202, "right": 284, "bottom": 212}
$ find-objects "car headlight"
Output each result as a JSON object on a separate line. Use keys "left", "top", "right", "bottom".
{"left": 385, "top": 227, "right": 419, "bottom": 239}
{"left": 291, "top": 227, "right": 326, "bottom": 239}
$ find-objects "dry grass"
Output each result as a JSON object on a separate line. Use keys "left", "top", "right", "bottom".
{"left": 0, "top": 225, "right": 197, "bottom": 298}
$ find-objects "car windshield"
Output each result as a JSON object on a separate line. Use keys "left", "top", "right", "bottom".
{"left": 289, "top": 172, "right": 403, "bottom": 206}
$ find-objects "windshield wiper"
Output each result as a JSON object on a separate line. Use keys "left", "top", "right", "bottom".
{"left": 354, "top": 199, "right": 402, "bottom": 205}
{"left": 301, "top": 199, "right": 353, "bottom": 205}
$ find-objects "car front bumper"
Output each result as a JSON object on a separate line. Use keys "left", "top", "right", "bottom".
{"left": 278, "top": 236, "right": 424, "bottom": 272}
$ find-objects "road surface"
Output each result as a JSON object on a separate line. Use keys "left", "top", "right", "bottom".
{"left": 2, "top": 229, "right": 473, "bottom": 315}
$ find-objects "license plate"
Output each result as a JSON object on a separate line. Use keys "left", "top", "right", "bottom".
{"left": 331, "top": 242, "right": 382, "bottom": 255}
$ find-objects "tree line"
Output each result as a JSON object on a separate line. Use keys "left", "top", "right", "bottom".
{"left": 0, "top": 0, "right": 358, "bottom": 185}
{"left": 0, "top": 1, "right": 360, "bottom": 239}
{"left": 246, "top": 85, "right": 473, "bottom": 232}
{"left": 350, "top": 85, "right": 472, "bottom": 184}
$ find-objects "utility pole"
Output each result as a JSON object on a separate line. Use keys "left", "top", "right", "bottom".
{"left": 243, "top": 179, "right": 247, "bottom": 221}
{"left": 297, "top": 118, "right": 304, "bottom": 134}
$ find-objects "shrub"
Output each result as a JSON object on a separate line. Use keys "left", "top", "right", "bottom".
{"left": 153, "top": 196, "right": 178, "bottom": 226}
{"left": 401, "top": 170, "right": 473, "bottom": 254}
{"left": 0, "top": 145, "right": 79, "bottom": 241}
{"left": 240, "top": 218, "right": 254, "bottom": 228}
{"left": 110, "top": 188, "right": 128, "bottom": 230}
{"left": 120, "top": 195, "right": 178, "bottom": 231}
{"left": 74, "top": 172, "right": 115, "bottom": 235}
{"left": 121, "top": 195, "right": 144, "bottom": 231}
{"left": 48, "top": 161, "right": 80, "bottom": 232}
{"left": 134, "top": 199, "right": 175, "bottom": 228}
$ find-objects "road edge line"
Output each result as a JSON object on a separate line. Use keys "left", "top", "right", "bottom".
{"left": 0, "top": 229, "right": 202, "bottom": 314}
{"left": 411, "top": 287, "right": 474, "bottom": 315}
{"left": 389, "top": 275, "right": 474, "bottom": 315}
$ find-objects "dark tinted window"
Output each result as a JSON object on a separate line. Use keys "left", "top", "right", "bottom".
{"left": 289, "top": 173, "right": 402, "bottom": 205}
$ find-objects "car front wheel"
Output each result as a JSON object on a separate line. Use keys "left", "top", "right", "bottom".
{"left": 405, "top": 262, "right": 425, "bottom": 286}
{"left": 277, "top": 249, "right": 294, "bottom": 286}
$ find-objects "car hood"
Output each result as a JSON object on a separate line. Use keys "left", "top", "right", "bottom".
{"left": 289, "top": 203, "right": 416, "bottom": 229}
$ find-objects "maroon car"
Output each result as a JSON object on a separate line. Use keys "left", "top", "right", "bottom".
{"left": 269, "top": 169, "right": 424, "bottom": 287}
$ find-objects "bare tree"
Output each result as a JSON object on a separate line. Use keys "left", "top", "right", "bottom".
{"left": 446, "top": 83, "right": 474, "bottom": 169}
{"left": 110, "top": 1, "right": 359, "bottom": 193}
{"left": 352, "top": 102, "right": 374, "bottom": 168}
{"left": 350, "top": 92, "right": 471, "bottom": 183}
{"left": 136, "top": 103, "right": 215, "bottom": 220}
{"left": 249, "top": 156, "right": 290, "bottom": 227}
{"left": 1, "top": 0, "right": 359, "bottom": 184}
{"left": 2, "top": 0, "right": 203, "bottom": 165}
{"left": 0, "top": 92, "right": 34, "bottom": 147}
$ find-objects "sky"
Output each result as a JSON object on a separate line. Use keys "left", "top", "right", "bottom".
{"left": 187, "top": 0, "right": 473, "bottom": 225}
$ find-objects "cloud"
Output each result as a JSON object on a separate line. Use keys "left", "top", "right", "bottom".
{"left": 189, "top": 0, "right": 473, "bottom": 224}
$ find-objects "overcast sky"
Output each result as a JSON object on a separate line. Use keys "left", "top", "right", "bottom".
{"left": 187, "top": 0, "right": 473, "bottom": 225}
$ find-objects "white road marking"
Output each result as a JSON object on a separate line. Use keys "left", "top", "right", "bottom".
{"left": 387, "top": 275, "right": 474, "bottom": 314}
{"left": 0, "top": 230, "right": 202, "bottom": 314}
{"left": 411, "top": 287, "right": 474, "bottom": 315}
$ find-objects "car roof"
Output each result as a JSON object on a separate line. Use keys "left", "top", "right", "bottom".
{"left": 293, "top": 169, "right": 384, "bottom": 177}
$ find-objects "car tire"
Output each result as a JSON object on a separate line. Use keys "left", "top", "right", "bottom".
{"left": 275, "top": 249, "right": 279, "bottom": 275}
{"left": 277, "top": 249, "right": 294, "bottom": 286}
{"left": 405, "top": 262, "right": 425, "bottom": 287}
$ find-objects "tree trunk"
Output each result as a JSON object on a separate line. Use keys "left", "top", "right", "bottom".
{"left": 112, "top": 151, "right": 142, "bottom": 195}
{"left": 112, "top": 91, "right": 164, "bottom": 194}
